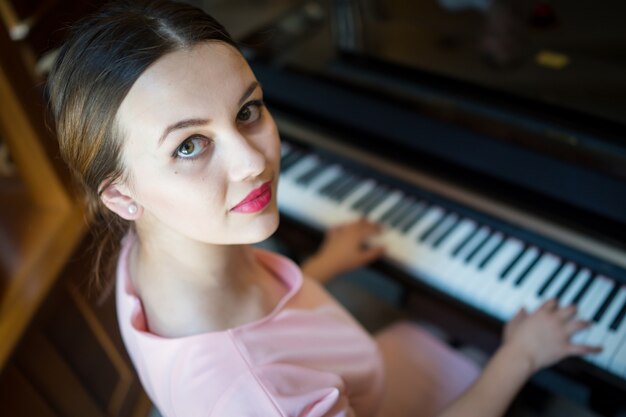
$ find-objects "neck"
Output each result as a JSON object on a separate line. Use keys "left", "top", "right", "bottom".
{"left": 132, "top": 227, "right": 261, "bottom": 291}
{"left": 127, "top": 227, "right": 281, "bottom": 336}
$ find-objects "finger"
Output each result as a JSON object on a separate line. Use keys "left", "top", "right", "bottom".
{"left": 505, "top": 309, "right": 526, "bottom": 334}
{"left": 567, "top": 344, "right": 603, "bottom": 356}
{"left": 538, "top": 298, "right": 558, "bottom": 313}
{"left": 557, "top": 304, "right": 578, "bottom": 321}
{"left": 512, "top": 307, "right": 528, "bottom": 322}
{"left": 359, "top": 245, "right": 385, "bottom": 264}
{"left": 360, "top": 220, "right": 382, "bottom": 234}
{"left": 566, "top": 319, "right": 592, "bottom": 334}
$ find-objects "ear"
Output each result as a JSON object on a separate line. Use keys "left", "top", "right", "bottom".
{"left": 99, "top": 180, "right": 142, "bottom": 221}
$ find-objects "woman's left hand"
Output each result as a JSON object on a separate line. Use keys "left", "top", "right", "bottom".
{"left": 301, "top": 218, "right": 386, "bottom": 283}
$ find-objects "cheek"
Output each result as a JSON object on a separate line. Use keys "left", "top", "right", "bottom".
{"left": 260, "top": 117, "right": 281, "bottom": 163}
{"left": 136, "top": 168, "right": 224, "bottom": 215}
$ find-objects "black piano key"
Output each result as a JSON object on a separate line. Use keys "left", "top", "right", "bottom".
{"left": 418, "top": 212, "right": 448, "bottom": 242}
{"left": 554, "top": 267, "right": 580, "bottom": 301}
{"left": 320, "top": 174, "right": 350, "bottom": 199}
{"left": 592, "top": 283, "right": 619, "bottom": 323}
{"left": 378, "top": 197, "right": 409, "bottom": 225}
{"left": 513, "top": 251, "right": 543, "bottom": 286}
{"left": 389, "top": 198, "right": 417, "bottom": 228}
{"left": 325, "top": 175, "right": 353, "bottom": 199}
{"left": 332, "top": 175, "right": 362, "bottom": 202}
{"left": 351, "top": 185, "right": 383, "bottom": 211}
{"left": 296, "top": 161, "right": 328, "bottom": 187}
{"left": 451, "top": 226, "right": 480, "bottom": 258}
{"left": 282, "top": 149, "right": 304, "bottom": 164}
{"left": 361, "top": 187, "right": 391, "bottom": 215}
{"left": 477, "top": 236, "right": 506, "bottom": 270}
{"left": 431, "top": 217, "right": 461, "bottom": 248}
{"left": 536, "top": 261, "right": 564, "bottom": 296}
{"left": 280, "top": 151, "right": 306, "bottom": 173}
{"left": 318, "top": 172, "right": 350, "bottom": 196}
{"left": 571, "top": 274, "right": 595, "bottom": 305}
{"left": 464, "top": 230, "right": 492, "bottom": 264}
{"left": 609, "top": 297, "right": 626, "bottom": 331}
{"left": 399, "top": 202, "right": 429, "bottom": 233}
{"left": 498, "top": 245, "right": 527, "bottom": 280}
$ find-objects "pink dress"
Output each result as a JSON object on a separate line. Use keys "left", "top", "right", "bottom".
{"left": 116, "top": 233, "right": 480, "bottom": 417}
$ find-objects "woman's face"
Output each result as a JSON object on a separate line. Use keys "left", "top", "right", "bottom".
{"left": 114, "top": 42, "right": 280, "bottom": 244}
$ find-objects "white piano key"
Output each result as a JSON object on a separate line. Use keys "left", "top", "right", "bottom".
{"left": 571, "top": 276, "right": 614, "bottom": 345}
{"left": 559, "top": 268, "right": 592, "bottom": 307}
{"left": 594, "top": 287, "right": 626, "bottom": 369}
{"left": 541, "top": 262, "right": 577, "bottom": 301}
{"left": 424, "top": 213, "right": 460, "bottom": 246}
{"left": 485, "top": 246, "right": 541, "bottom": 319}
{"left": 378, "top": 195, "right": 411, "bottom": 225}
{"left": 280, "top": 163, "right": 341, "bottom": 204}
{"left": 470, "top": 232, "right": 504, "bottom": 267}
{"left": 430, "top": 219, "right": 477, "bottom": 259}
{"left": 338, "top": 178, "right": 376, "bottom": 206}
{"left": 279, "top": 165, "right": 345, "bottom": 227}
{"left": 405, "top": 206, "right": 446, "bottom": 241}
{"left": 516, "top": 253, "right": 561, "bottom": 312}
{"left": 438, "top": 226, "right": 491, "bottom": 297}
{"left": 452, "top": 232, "right": 505, "bottom": 306}
{"left": 587, "top": 286, "right": 626, "bottom": 363}
{"left": 406, "top": 215, "right": 466, "bottom": 287}
{"left": 396, "top": 201, "right": 430, "bottom": 233}
{"left": 469, "top": 237, "right": 525, "bottom": 315}
{"left": 608, "top": 321, "right": 626, "bottom": 377}
{"left": 307, "top": 164, "right": 344, "bottom": 193}
{"left": 328, "top": 179, "right": 380, "bottom": 224}
{"left": 418, "top": 219, "right": 478, "bottom": 290}
{"left": 282, "top": 154, "right": 322, "bottom": 181}
{"left": 387, "top": 206, "right": 446, "bottom": 277}
{"left": 360, "top": 193, "right": 410, "bottom": 253}
{"left": 389, "top": 213, "right": 476, "bottom": 275}
{"left": 367, "top": 190, "right": 405, "bottom": 222}
{"left": 394, "top": 200, "right": 428, "bottom": 233}
{"left": 451, "top": 231, "right": 504, "bottom": 305}
{"left": 484, "top": 247, "right": 539, "bottom": 314}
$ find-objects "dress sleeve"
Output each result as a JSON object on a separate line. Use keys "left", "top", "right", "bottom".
{"left": 172, "top": 362, "right": 356, "bottom": 417}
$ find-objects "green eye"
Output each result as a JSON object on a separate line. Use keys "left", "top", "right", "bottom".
{"left": 175, "top": 136, "right": 211, "bottom": 160}
{"left": 179, "top": 140, "right": 195, "bottom": 155}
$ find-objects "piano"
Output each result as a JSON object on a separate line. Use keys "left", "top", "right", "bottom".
{"left": 239, "top": 0, "right": 626, "bottom": 414}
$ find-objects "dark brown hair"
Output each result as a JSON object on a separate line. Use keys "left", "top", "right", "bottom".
{"left": 47, "top": 0, "right": 239, "bottom": 290}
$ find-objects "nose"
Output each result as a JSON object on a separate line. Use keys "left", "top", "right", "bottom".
{"left": 227, "top": 133, "right": 266, "bottom": 182}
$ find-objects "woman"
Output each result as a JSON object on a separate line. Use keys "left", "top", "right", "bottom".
{"left": 46, "top": 1, "right": 600, "bottom": 416}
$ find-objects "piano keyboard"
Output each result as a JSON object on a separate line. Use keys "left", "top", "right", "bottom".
{"left": 277, "top": 141, "right": 626, "bottom": 380}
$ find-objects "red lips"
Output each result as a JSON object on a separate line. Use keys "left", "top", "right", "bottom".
{"left": 230, "top": 181, "right": 272, "bottom": 213}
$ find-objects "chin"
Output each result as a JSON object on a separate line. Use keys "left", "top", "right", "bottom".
{"left": 259, "top": 209, "right": 281, "bottom": 239}
{"left": 242, "top": 207, "right": 280, "bottom": 244}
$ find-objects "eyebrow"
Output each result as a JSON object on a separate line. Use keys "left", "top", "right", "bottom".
{"left": 157, "top": 80, "right": 260, "bottom": 147}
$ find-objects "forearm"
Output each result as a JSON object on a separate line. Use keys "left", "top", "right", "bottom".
{"left": 438, "top": 344, "right": 534, "bottom": 417}
{"left": 300, "top": 255, "right": 335, "bottom": 284}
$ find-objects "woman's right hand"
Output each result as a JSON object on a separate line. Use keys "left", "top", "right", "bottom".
{"left": 502, "top": 299, "right": 603, "bottom": 373}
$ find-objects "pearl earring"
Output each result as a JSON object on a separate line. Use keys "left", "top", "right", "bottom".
{"left": 128, "top": 203, "right": 138, "bottom": 215}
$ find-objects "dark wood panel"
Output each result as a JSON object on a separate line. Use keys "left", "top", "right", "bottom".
{"left": 0, "top": 363, "right": 58, "bottom": 417}
{"left": 17, "top": 329, "right": 107, "bottom": 417}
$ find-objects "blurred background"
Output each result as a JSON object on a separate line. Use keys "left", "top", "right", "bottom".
{"left": 1, "top": 0, "right": 625, "bottom": 416}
